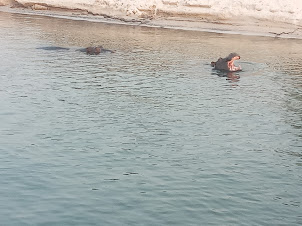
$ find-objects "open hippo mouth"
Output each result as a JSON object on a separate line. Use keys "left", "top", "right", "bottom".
{"left": 227, "top": 55, "right": 241, "bottom": 71}
{"left": 211, "top": 52, "right": 242, "bottom": 72}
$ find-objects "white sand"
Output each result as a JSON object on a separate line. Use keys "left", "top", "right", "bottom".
{"left": 1, "top": 0, "right": 302, "bottom": 39}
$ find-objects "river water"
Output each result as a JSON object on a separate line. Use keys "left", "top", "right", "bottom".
{"left": 0, "top": 11, "right": 302, "bottom": 225}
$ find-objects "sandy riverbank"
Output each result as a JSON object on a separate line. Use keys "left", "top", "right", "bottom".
{"left": 0, "top": 3, "right": 302, "bottom": 39}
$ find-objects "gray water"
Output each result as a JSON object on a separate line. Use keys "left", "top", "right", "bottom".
{"left": 0, "top": 11, "right": 302, "bottom": 225}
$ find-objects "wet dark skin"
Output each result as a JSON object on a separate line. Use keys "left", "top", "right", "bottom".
{"left": 37, "top": 46, "right": 115, "bottom": 55}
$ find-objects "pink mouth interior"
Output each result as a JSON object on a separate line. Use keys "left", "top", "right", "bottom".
{"left": 228, "top": 58, "right": 241, "bottom": 71}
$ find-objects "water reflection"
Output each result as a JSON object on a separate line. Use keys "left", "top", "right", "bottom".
{"left": 211, "top": 69, "right": 241, "bottom": 84}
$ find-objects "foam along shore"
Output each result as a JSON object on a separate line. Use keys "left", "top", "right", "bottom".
{"left": 0, "top": 0, "right": 302, "bottom": 39}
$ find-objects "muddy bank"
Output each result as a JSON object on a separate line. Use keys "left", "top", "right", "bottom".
{"left": 0, "top": 0, "right": 302, "bottom": 39}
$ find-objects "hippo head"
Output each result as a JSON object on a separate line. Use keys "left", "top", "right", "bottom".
{"left": 226, "top": 53, "right": 241, "bottom": 71}
{"left": 212, "top": 53, "right": 241, "bottom": 72}
{"left": 86, "top": 46, "right": 103, "bottom": 55}
{"left": 94, "top": 46, "right": 103, "bottom": 55}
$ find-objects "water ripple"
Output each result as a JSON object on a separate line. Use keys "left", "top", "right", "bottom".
{"left": 1, "top": 11, "right": 302, "bottom": 226}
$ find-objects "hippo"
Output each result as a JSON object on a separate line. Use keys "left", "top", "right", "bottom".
{"left": 211, "top": 53, "right": 241, "bottom": 72}
{"left": 77, "top": 46, "right": 115, "bottom": 55}
{"left": 37, "top": 46, "right": 70, "bottom": 51}
{"left": 37, "top": 46, "right": 115, "bottom": 55}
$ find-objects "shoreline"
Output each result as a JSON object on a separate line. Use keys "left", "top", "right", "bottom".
{"left": 1, "top": 5, "right": 302, "bottom": 40}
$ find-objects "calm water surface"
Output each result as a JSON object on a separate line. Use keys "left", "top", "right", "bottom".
{"left": 0, "top": 11, "right": 302, "bottom": 225}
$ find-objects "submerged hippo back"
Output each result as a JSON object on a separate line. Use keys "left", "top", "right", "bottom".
{"left": 37, "top": 46, "right": 70, "bottom": 51}
{"left": 39, "top": 46, "right": 114, "bottom": 55}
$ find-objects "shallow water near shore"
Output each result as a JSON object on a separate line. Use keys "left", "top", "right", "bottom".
{"left": 1, "top": 11, "right": 302, "bottom": 225}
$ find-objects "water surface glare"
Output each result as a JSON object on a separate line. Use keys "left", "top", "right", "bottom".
{"left": 0, "top": 11, "right": 302, "bottom": 225}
